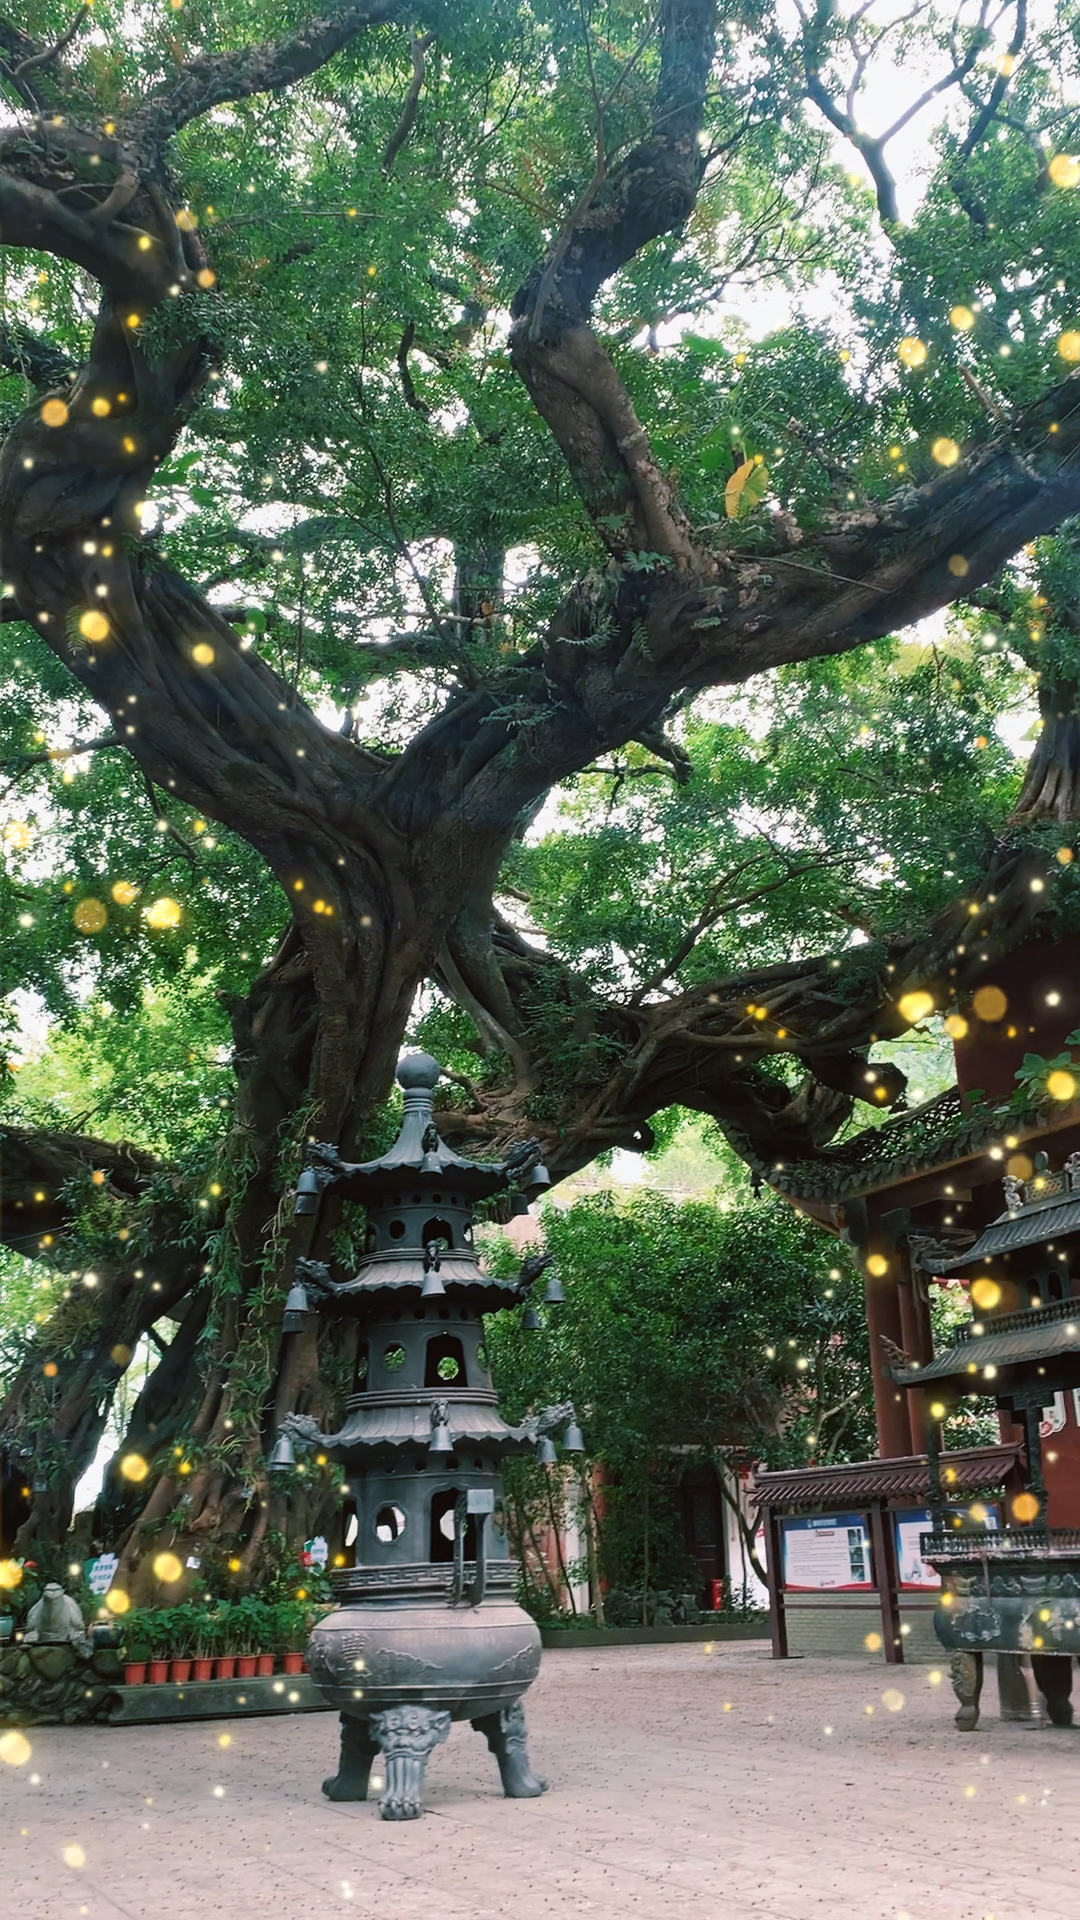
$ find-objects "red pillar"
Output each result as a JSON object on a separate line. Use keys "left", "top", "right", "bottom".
{"left": 896, "top": 1251, "right": 934, "bottom": 1455}
{"left": 864, "top": 1257, "right": 912, "bottom": 1459}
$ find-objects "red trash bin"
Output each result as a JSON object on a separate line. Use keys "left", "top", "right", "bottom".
{"left": 708, "top": 1579, "right": 724, "bottom": 1612}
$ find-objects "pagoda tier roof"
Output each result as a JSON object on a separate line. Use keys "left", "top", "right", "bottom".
{"left": 892, "top": 1296, "right": 1080, "bottom": 1386}
{"left": 317, "top": 1051, "right": 539, "bottom": 1201}
{"left": 938, "top": 1168, "right": 1080, "bottom": 1270}
{"left": 330, "top": 1387, "right": 535, "bottom": 1456}
{"left": 332, "top": 1251, "right": 522, "bottom": 1303}
{"left": 751, "top": 1443, "right": 1022, "bottom": 1510}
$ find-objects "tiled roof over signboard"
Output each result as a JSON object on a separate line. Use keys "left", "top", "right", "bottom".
{"left": 751, "top": 1444, "right": 1022, "bottom": 1510}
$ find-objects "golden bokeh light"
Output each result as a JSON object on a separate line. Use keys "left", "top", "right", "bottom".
{"left": 882, "top": 1688, "right": 904, "bottom": 1711}
{"left": 110, "top": 1344, "right": 133, "bottom": 1367}
{"left": 0, "top": 1559, "right": 23, "bottom": 1590}
{"left": 192, "top": 643, "right": 215, "bottom": 666}
{"left": 144, "top": 897, "right": 183, "bottom": 930}
{"left": 949, "top": 306, "right": 975, "bottom": 331}
{"left": 1047, "top": 1069, "right": 1076, "bottom": 1102}
{"left": 971, "top": 1278, "right": 1002, "bottom": 1311}
{"left": 1049, "top": 154, "right": 1080, "bottom": 189}
{"left": 897, "top": 338, "right": 927, "bottom": 368}
{"left": 945, "top": 1014, "right": 968, "bottom": 1040}
{"left": 972, "top": 985, "right": 1007, "bottom": 1022}
{"left": 91, "top": 396, "right": 111, "bottom": 418}
{"left": 897, "top": 990, "right": 934, "bottom": 1023}
{"left": 197, "top": 268, "right": 216, "bottom": 288}
{"left": 73, "top": 898, "right": 107, "bottom": 934}
{"left": 1057, "top": 847, "right": 1074, "bottom": 865}
{"left": 111, "top": 880, "right": 138, "bottom": 906}
{"left": 947, "top": 554, "right": 969, "bottom": 576}
{"left": 1011, "top": 1492, "right": 1040, "bottom": 1523}
{"left": 864, "top": 1631, "right": 882, "bottom": 1651}
{"left": 78, "top": 610, "right": 110, "bottom": 643}
{"left": 930, "top": 1401, "right": 947, "bottom": 1420}
{"left": 1006, "top": 1153, "right": 1033, "bottom": 1180}
{"left": 866, "top": 1253, "right": 888, "bottom": 1277}
{"left": 931, "top": 437, "right": 960, "bottom": 468}
{"left": 62, "top": 1844, "right": 86, "bottom": 1869}
{"left": 103, "top": 1587, "right": 130, "bottom": 1614}
{"left": 40, "top": 398, "right": 69, "bottom": 428}
{"left": 119, "top": 1453, "right": 148, "bottom": 1482}
{"left": 153, "top": 1551, "right": 184, "bottom": 1584}
{"left": 0, "top": 1730, "right": 32, "bottom": 1766}
{"left": 1058, "top": 331, "right": 1080, "bottom": 362}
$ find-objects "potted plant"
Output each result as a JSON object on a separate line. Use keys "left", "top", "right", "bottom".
{"left": 233, "top": 1596, "right": 263, "bottom": 1678}
{"left": 122, "top": 1610, "right": 151, "bottom": 1686}
{"left": 169, "top": 1604, "right": 195, "bottom": 1684}
{"left": 253, "top": 1599, "right": 275, "bottom": 1676}
{"left": 192, "top": 1607, "right": 220, "bottom": 1682}
{"left": 277, "top": 1600, "right": 307, "bottom": 1675}
{"left": 214, "top": 1603, "right": 237, "bottom": 1680}
{"left": 146, "top": 1609, "right": 172, "bottom": 1684}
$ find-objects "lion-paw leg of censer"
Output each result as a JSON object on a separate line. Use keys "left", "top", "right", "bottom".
{"left": 322, "top": 1713, "right": 379, "bottom": 1801}
{"left": 369, "top": 1706, "right": 451, "bottom": 1820}
{"left": 472, "top": 1701, "right": 548, "bottom": 1797}
{"left": 950, "top": 1650, "right": 984, "bottom": 1732}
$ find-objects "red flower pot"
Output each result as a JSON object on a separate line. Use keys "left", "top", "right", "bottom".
{"left": 283, "top": 1652, "right": 303, "bottom": 1675}
{"left": 149, "top": 1659, "right": 170, "bottom": 1685}
{"left": 193, "top": 1657, "right": 213, "bottom": 1682}
{"left": 124, "top": 1662, "right": 147, "bottom": 1686}
{"left": 256, "top": 1653, "right": 274, "bottom": 1677}
{"left": 237, "top": 1655, "right": 257, "bottom": 1678}
{"left": 170, "top": 1658, "right": 192, "bottom": 1684}
{"left": 214, "top": 1655, "right": 236, "bottom": 1680}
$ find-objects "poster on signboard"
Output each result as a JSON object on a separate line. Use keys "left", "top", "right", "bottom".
{"left": 894, "top": 1506, "right": 1002, "bottom": 1589}
{"left": 781, "top": 1513, "right": 873, "bottom": 1591}
{"left": 893, "top": 1510, "right": 939, "bottom": 1589}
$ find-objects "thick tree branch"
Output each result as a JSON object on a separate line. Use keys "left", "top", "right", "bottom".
{"left": 124, "top": 1, "right": 410, "bottom": 162}
{"left": 0, "top": 322, "right": 75, "bottom": 390}
{"left": 381, "top": 30, "right": 435, "bottom": 175}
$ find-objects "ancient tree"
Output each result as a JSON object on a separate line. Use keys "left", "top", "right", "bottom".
{"left": 3, "top": 0, "right": 1080, "bottom": 1572}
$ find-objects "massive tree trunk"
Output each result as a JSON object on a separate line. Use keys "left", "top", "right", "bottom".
{"left": 5, "top": 0, "right": 1080, "bottom": 1577}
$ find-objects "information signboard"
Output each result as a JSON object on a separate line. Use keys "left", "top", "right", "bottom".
{"left": 781, "top": 1513, "right": 873, "bottom": 1591}
{"left": 893, "top": 1506, "right": 1002, "bottom": 1590}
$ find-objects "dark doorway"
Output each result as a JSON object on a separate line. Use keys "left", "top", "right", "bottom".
{"left": 429, "top": 1486, "right": 476, "bottom": 1563}
{"left": 679, "top": 1464, "right": 726, "bottom": 1592}
{"left": 424, "top": 1333, "right": 466, "bottom": 1388}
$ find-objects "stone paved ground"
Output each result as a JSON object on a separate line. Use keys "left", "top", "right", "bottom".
{"left": 4, "top": 1642, "right": 1079, "bottom": 1920}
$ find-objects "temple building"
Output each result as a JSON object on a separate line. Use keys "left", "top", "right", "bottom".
{"left": 754, "top": 936, "right": 1080, "bottom": 1692}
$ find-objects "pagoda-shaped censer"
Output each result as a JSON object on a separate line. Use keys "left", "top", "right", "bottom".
{"left": 278, "top": 1052, "right": 579, "bottom": 1819}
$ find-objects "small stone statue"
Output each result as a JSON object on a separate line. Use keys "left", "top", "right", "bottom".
{"left": 1003, "top": 1173, "right": 1026, "bottom": 1212}
{"left": 23, "top": 1582, "right": 89, "bottom": 1653}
